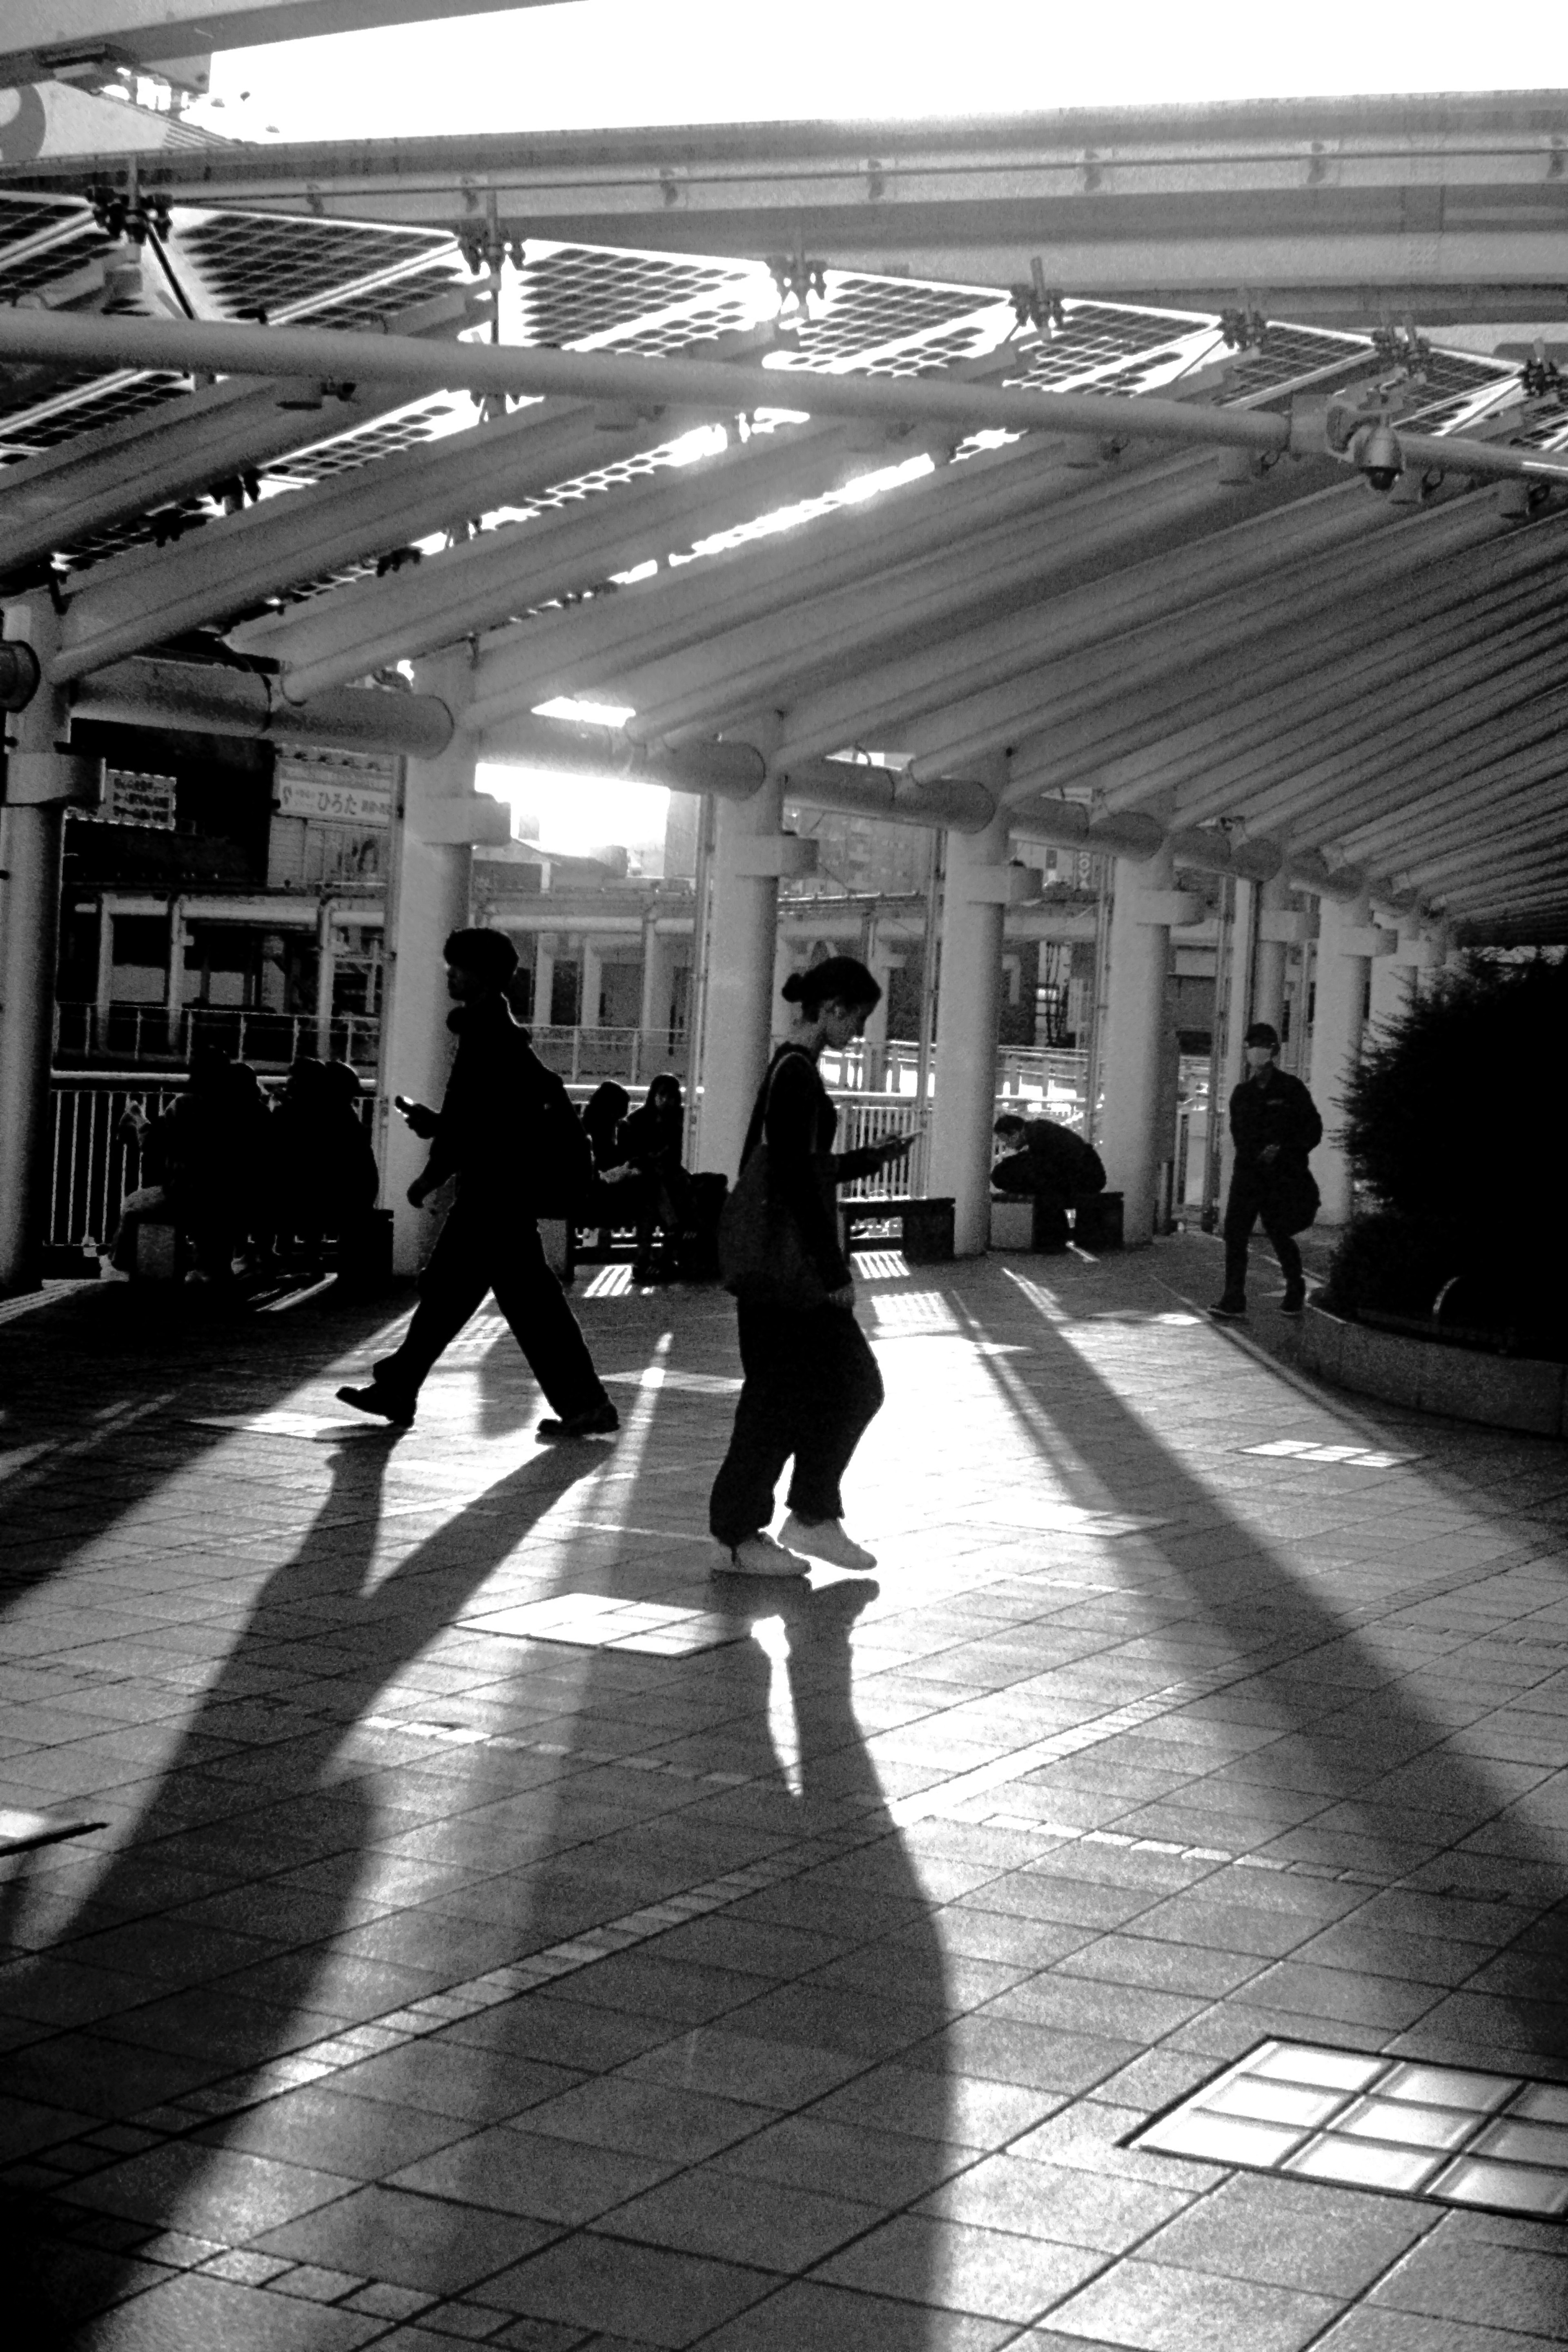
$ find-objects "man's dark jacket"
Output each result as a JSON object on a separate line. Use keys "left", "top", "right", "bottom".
{"left": 1227, "top": 1066, "right": 1323, "bottom": 1230}
{"left": 992, "top": 1118, "right": 1105, "bottom": 1200}
{"left": 422, "top": 993, "right": 590, "bottom": 1214}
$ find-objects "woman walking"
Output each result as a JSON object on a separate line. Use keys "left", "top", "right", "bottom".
{"left": 710, "top": 957, "right": 913, "bottom": 1577}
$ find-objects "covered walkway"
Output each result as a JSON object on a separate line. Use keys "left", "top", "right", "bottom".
{"left": 3, "top": 1243, "right": 1567, "bottom": 2348}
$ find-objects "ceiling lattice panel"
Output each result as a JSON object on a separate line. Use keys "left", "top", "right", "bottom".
{"left": 167, "top": 209, "right": 459, "bottom": 323}
{"left": 517, "top": 245, "right": 754, "bottom": 349}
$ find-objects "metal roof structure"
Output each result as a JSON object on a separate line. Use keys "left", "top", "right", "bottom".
{"left": 18, "top": 91, "right": 1568, "bottom": 330}
{"left": 3, "top": 195, "right": 1568, "bottom": 940}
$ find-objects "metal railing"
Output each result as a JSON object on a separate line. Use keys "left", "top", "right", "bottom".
{"left": 528, "top": 1026, "right": 691, "bottom": 1084}
{"left": 53, "top": 1002, "right": 382, "bottom": 1071}
{"left": 46, "top": 1040, "right": 1164, "bottom": 1252}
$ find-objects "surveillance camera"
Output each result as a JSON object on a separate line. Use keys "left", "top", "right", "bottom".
{"left": 1355, "top": 420, "right": 1404, "bottom": 495}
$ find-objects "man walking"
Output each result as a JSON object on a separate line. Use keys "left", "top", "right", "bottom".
{"left": 1211, "top": 1021, "right": 1323, "bottom": 1320}
{"left": 338, "top": 927, "right": 617, "bottom": 1439}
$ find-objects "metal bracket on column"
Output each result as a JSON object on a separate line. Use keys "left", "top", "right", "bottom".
{"left": 2, "top": 751, "right": 104, "bottom": 808}
{"left": 961, "top": 864, "right": 1042, "bottom": 906}
{"left": 1338, "top": 926, "right": 1399, "bottom": 958}
{"left": 1135, "top": 890, "right": 1206, "bottom": 927}
{"left": 409, "top": 796, "right": 512, "bottom": 847}
{"left": 1258, "top": 909, "right": 1313, "bottom": 945}
{"left": 728, "top": 836, "right": 820, "bottom": 880}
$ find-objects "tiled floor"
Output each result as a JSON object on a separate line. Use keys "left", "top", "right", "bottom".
{"left": 3, "top": 1231, "right": 1568, "bottom": 2349}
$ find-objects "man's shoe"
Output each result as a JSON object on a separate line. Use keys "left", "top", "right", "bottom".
{"left": 715, "top": 1532, "right": 810, "bottom": 1578}
{"left": 1208, "top": 1296, "right": 1247, "bottom": 1321}
{"left": 779, "top": 1512, "right": 877, "bottom": 1572}
{"left": 336, "top": 1383, "right": 415, "bottom": 1427}
{"left": 537, "top": 1401, "right": 620, "bottom": 1440}
{"left": 1280, "top": 1282, "right": 1307, "bottom": 1316}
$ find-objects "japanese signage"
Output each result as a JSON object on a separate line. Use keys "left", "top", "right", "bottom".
{"left": 72, "top": 768, "right": 177, "bottom": 829}
{"left": 274, "top": 774, "right": 392, "bottom": 828}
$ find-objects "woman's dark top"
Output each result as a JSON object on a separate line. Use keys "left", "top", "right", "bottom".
{"left": 741, "top": 1043, "right": 886, "bottom": 1292}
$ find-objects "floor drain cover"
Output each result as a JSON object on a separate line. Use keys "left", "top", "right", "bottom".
{"left": 1127, "top": 2040, "right": 1568, "bottom": 2218}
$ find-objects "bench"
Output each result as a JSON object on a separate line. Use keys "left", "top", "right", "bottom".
{"left": 989, "top": 1190, "right": 1124, "bottom": 1253}
{"left": 841, "top": 1194, "right": 955, "bottom": 1264}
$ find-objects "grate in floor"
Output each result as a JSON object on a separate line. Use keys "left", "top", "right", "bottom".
{"left": 463, "top": 1591, "right": 745, "bottom": 1655}
{"left": 1243, "top": 1439, "right": 1421, "bottom": 1469}
{"left": 1128, "top": 2038, "right": 1568, "bottom": 2218}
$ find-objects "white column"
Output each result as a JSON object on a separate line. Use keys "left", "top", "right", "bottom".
{"left": 928, "top": 795, "right": 1012, "bottom": 1257}
{"left": 1099, "top": 849, "right": 1203, "bottom": 1247}
{"left": 533, "top": 935, "right": 556, "bottom": 1029}
{"left": 771, "top": 926, "right": 804, "bottom": 1044}
{"left": 1213, "top": 874, "right": 1254, "bottom": 1210}
{"left": 164, "top": 896, "right": 189, "bottom": 1054}
{"left": 314, "top": 897, "right": 337, "bottom": 1061}
{"left": 693, "top": 773, "right": 787, "bottom": 1176}
{"left": 861, "top": 948, "right": 901, "bottom": 1091}
{"left": 0, "top": 597, "right": 103, "bottom": 1290}
{"left": 639, "top": 917, "right": 675, "bottom": 1045}
{"left": 1252, "top": 868, "right": 1291, "bottom": 1037}
{"left": 374, "top": 652, "right": 510, "bottom": 1276}
{"left": 1367, "top": 940, "right": 1410, "bottom": 1035}
{"left": 580, "top": 935, "right": 604, "bottom": 1031}
{"left": 1308, "top": 892, "right": 1384, "bottom": 1227}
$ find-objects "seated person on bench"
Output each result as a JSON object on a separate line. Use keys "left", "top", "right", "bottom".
{"left": 991, "top": 1112, "right": 1106, "bottom": 1252}
{"left": 616, "top": 1072, "right": 691, "bottom": 1283}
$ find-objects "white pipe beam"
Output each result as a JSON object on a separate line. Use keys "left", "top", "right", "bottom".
{"left": 53, "top": 395, "right": 709, "bottom": 682}
{"left": 1174, "top": 630, "right": 1568, "bottom": 827}
{"left": 0, "top": 283, "right": 491, "bottom": 579}
{"left": 465, "top": 430, "right": 1094, "bottom": 725}
{"left": 1031, "top": 564, "right": 1568, "bottom": 808}
{"left": 776, "top": 484, "right": 1404, "bottom": 765}
{"left": 1, "top": 306, "right": 1559, "bottom": 490}
{"left": 257, "top": 425, "right": 857, "bottom": 702}
{"left": 1100, "top": 595, "right": 1568, "bottom": 817}
{"left": 617, "top": 453, "right": 1278, "bottom": 744}
{"left": 74, "top": 656, "right": 454, "bottom": 757}
{"left": 996, "top": 495, "right": 1523, "bottom": 795}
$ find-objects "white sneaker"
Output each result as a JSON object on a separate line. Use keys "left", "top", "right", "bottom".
{"left": 717, "top": 1531, "right": 811, "bottom": 1577}
{"left": 779, "top": 1513, "right": 877, "bottom": 1572}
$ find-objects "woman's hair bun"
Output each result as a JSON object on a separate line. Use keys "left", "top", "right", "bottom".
{"left": 781, "top": 971, "right": 807, "bottom": 1003}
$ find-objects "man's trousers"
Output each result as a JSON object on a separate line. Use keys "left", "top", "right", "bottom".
{"left": 375, "top": 1193, "right": 608, "bottom": 1419}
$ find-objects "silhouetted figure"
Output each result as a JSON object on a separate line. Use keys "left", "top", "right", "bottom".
{"left": 618, "top": 1071, "right": 690, "bottom": 1281}
{"left": 337, "top": 928, "right": 616, "bottom": 1439}
{"left": 161, "top": 1046, "right": 273, "bottom": 1281}
{"left": 580, "top": 1081, "right": 631, "bottom": 1173}
{"left": 709, "top": 957, "right": 912, "bottom": 1578}
{"left": 991, "top": 1111, "right": 1106, "bottom": 1252}
{"left": 272, "top": 1056, "right": 378, "bottom": 1268}
{"left": 1211, "top": 1021, "right": 1323, "bottom": 1320}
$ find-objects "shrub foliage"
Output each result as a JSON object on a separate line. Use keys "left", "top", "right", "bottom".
{"left": 1324, "top": 953, "right": 1568, "bottom": 1348}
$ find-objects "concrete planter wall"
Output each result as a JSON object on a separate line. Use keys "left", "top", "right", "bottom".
{"left": 1296, "top": 1303, "right": 1568, "bottom": 1439}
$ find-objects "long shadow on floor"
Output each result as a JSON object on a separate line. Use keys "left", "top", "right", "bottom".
{"left": 8, "top": 1298, "right": 952, "bottom": 2350}
{"left": 955, "top": 1261, "right": 1568, "bottom": 2082}
{"left": 3, "top": 1427, "right": 601, "bottom": 2339}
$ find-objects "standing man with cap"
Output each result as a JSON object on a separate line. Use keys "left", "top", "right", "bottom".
{"left": 337, "top": 927, "right": 617, "bottom": 1439}
{"left": 1211, "top": 1022, "right": 1323, "bottom": 1320}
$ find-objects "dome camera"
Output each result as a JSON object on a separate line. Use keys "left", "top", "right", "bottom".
{"left": 1355, "top": 419, "right": 1405, "bottom": 494}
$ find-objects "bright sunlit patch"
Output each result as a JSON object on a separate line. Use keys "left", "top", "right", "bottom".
{"left": 582, "top": 1265, "right": 634, "bottom": 1298}
{"left": 836, "top": 453, "right": 936, "bottom": 503}
{"left": 751, "top": 1613, "right": 801, "bottom": 1797}
{"left": 532, "top": 696, "right": 637, "bottom": 728}
{"left": 665, "top": 423, "right": 729, "bottom": 466}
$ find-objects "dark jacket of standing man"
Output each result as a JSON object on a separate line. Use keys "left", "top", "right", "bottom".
{"left": 1212, "top": 1022, "right": 1323, "bottom": 1321}
{"left": 336, "top": 927, "right": 616, "bottom": 1439}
